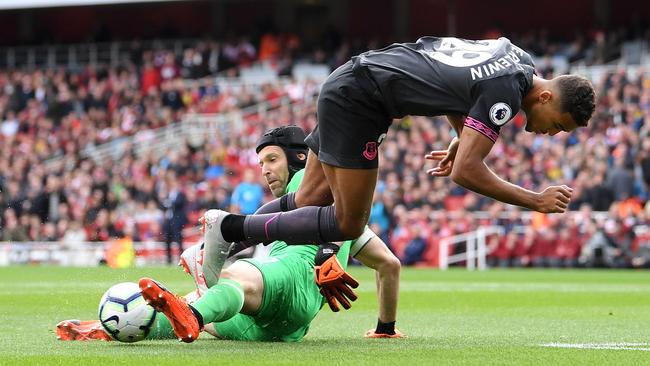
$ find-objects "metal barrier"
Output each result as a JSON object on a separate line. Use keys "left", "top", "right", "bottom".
{"left": 0, "top": 39, "right": 199, "bottom": 69}
{"left": 0, "top": 240, "right": 180, "bottom": 267}
{"left": 438, "top": 226, "right": 504, "bottom": 271}
{"left": 80, "top": 111, "right": 240, "bottom": 164}
{"left": 43, "top": 94, "right": 305, "bottom": 167}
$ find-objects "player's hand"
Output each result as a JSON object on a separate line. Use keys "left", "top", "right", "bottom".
{"left": 535, "top": 185, "right": 573, "bottom": 213}
{"left": 425, "top": 137, "right": 459, "bottom": 177}
{"left": 314, "top": 243, "right": 359, "bottom": 312}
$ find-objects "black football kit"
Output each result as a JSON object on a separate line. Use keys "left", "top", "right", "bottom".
{"left": 305, "top": 36, "right": 536, "bottom": 169}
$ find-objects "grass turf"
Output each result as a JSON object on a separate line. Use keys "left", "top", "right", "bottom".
{"left": 1, "top": 266, "right": 649, "bottom": 365}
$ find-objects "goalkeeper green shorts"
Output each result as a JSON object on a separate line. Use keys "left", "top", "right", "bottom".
{"left": 214, "top": 254, "right": 323, "bottom": 342}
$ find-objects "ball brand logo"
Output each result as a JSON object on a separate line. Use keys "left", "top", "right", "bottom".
{"left": 489, "top": 102, "right": 512, "bottom": 125}
{"left": 363, "top": 142, "right": 378, "bottom": 160}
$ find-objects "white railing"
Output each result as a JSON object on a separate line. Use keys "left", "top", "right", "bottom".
{"left": 570, "top": 61, "right": 650, "bottom": 85}
{"left": 43, "top": 111, "right": 240, "bottom": 166}
{"left": 0, "top": 39, "right": 199, "bottom": 69}
{"left": 438, "top": 226, "right": 504, "bottom": 271}
{"left": 44, "top": 95, "right": 305, "bottom": 167}
{"left": 0, "top": 240, "right": 178, "bottom": 267}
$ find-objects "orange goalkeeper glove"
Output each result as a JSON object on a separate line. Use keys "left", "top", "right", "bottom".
{"left": 314, "top": 243, "right": 359, "bottom": 312}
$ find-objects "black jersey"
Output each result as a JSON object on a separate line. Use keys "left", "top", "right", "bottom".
{"left": 352, "top": 37, "right": 535, "bottom": 142}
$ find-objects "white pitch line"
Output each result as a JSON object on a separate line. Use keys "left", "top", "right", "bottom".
{"left": 368, "top": 282, "right": 650, "bottom": 293}
{"left": 541, "top": 343, "right": 650, "bottom": 351}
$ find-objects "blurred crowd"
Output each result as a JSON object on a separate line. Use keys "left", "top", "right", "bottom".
{"left": 1, "top": 30, "right": 650, "bottom": 268}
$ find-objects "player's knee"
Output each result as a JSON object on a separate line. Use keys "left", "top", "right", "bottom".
{"left": 295, "top": 189, "right": 332, "bottom": 207}
{"left": 220, "top": 265, "right": 263, "bottom": 302}
{"left": 220, "top": 267, "right": 237, "bottom": 281}
{"left": 375, "top": 249, "right": 401, "bottom": 274}
{"left": 220, "top": 268, "right": 249, "bottom": 288}
{"left": 337, "top": 219, "right": 365, "bottom": 240}
{"left": 380, "top": 253, "right": 402, "bottom": 276}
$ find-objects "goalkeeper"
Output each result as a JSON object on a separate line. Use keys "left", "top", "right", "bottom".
{"left": 58, "top": 125, "right": 401, "bottom": 342}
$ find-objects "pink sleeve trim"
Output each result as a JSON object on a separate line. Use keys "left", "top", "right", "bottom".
{"left": 464, "top": 117, "right": 498, "bottom": 142}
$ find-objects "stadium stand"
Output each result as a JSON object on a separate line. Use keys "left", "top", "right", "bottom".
{"left": 1, "top": 29, "right": 649, "bottom": 268}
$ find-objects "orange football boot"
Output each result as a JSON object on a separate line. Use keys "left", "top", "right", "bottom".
{"left": 55, "top": 320, "right": 113, "bottom": 341}
{"left": 139, "top": 278, "right": 201, "bottom": 343}
{"left": 364, "top": 328, "right": 405, "bottom": 339}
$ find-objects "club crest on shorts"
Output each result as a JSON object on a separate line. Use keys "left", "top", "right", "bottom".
{"left": 363, "top": 141, "right": 378, "bottom": 160}
{"left": 489, "top": 102, "right": 512, "bottom": 125}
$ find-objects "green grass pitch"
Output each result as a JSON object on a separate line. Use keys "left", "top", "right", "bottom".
{"left": 1, "top": 266, "right": 649, "bottom": 365}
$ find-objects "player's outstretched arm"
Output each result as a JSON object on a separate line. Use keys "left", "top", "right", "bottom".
{"left": 352, "top": 228, "right": 403, "bottom": 338}
{"left": 449, "top": 127, "right": 572, "bottom": 213}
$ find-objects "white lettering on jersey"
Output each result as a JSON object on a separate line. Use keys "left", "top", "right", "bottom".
{"left": 470, "top": 50, "right": 523, "bottom": 81}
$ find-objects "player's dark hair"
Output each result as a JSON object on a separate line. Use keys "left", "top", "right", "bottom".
{"left": 556, "top": 75, "right": 595, "bottom": 127}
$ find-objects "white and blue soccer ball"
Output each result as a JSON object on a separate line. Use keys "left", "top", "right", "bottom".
{"left": 98, "top": 282, "right": 157, "bottom": 343}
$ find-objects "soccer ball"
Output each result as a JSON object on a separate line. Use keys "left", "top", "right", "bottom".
{"left": 98, "top": 282, "right": 157, "bottom": 343}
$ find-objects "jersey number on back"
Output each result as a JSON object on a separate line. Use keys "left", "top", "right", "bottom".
{"left": 424, "top": 38, "right": 500, "bottom": 67}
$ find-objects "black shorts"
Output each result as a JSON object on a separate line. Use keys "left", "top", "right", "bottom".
{"left": 305, "top": 60, "right": 391, "bottom": 169}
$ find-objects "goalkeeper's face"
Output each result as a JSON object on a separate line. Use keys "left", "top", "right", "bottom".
{"left": 258, "top": 145, "right": 290, "bottom": 198}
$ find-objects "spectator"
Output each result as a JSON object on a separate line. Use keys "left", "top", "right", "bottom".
{"left": 555, "top": 227, "right": 582, "bottom": 267}
{"left": 576, "top": 173, "right": 614, "bottom": 211}
{"left": 606, "top": 156, "right": 635, "bottom": 201}
{"left": 512, "top": 228, "right": 535, "bottom": 267}
{"left": 639, "top": 139, "right": 650, "bottom": 190}
{"left": 1, "top": 209, "right": 29, "bottom": 242}
{"left": 230, "top": 169, "right": 264, "bottom": 215}
{"left": 141, "top": 60, "right": 161, "bottom": 94}
{"left": 488, "top": 231, "right": 515, "bottom": 268}
{"left": 579, "top": 220, "right": 619, "bottom": 267}
{"left": 61, "top": 220, "right": 88, "bottom": 245}
{"left": 402, "top": 235, "right": 426, "bottom": 266}
{"left": 31, "top": 175, "right": 68, "bottom": 223}
{"left": 159, "top": 173, "right": 188, "bottom": 265}
{"left": 369, "top": 192, "right": 391, "bottom": 235}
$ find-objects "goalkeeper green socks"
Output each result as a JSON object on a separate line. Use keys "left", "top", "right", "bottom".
{"left": 145, "top": 279, "right": 245, "bottom": 339}
{"left": 192, "top": 278, "right": 245, "bottom": 324}
{"left": 146, "top": 313, "right": 175, "bottom": 339}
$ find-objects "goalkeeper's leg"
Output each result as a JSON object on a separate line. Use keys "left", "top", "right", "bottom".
{"left": 193, "top": 260, "right": 263, "bottom": 318}
{"left": 142, "top": 260, "right": 263, "bottom": 342}
{"left": 145, "top": 279, "right": 246, "bottom": 341}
